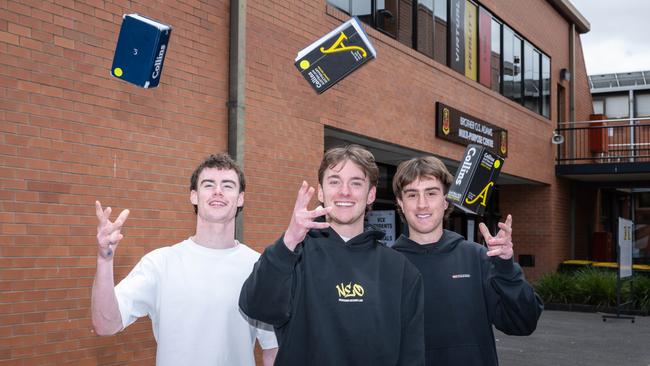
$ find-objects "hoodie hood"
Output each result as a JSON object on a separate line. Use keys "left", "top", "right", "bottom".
{"left": 393, "top": 229, "right": 464, "bottom": 255}
{"left": 306, "top": 223, "right": 385, "bottom": 249}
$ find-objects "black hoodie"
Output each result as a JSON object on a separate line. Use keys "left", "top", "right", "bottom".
{"left": 392, "top": 230, "right": 543, "bottom": 366}
{"left": 239, "top": 226, "right": 425, "bottom": 366}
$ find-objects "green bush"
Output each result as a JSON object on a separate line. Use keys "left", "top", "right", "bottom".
{"left": 535, "top": 268, "right": 650, "bottom": 313}
{"left": 573, "top": 268, "right": 618, "bottom": 308}
{"left": 631, "top": 275, "right": 650, "bottom": 312}
{"left": 534, "top": 271, "right": 575, "bottom": 304}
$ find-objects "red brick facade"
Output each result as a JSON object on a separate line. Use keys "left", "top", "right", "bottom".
{"left": 1, "top": 0, "right": 592, "bottom": 364}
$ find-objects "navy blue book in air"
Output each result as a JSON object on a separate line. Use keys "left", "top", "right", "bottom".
{"left": 111, "top": 14, "right": 172, "bottom": 88}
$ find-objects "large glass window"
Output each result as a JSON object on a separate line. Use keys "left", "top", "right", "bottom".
{"left": 502, "top": 26, "right": 522, "bottom": 103}
{"left": 490, "top": 18, "right": 501, "bottom": 92}
{"left": 636, "top": 93, "right": 650, "bottom": 117}
{"left": 434, "top": 0, "right": 448, "bottom": 65}
{"left": 523, "top": 42, "right": 540, "bottom": 113}
{"left": 416, "top": 0, "right": 434, "bottom": 58}
{"left": 542, "top": 55, "right": 550, "bottom": 118}
{"left": 396, "top": 0, "right": 414, "bottom": 48}
{"left": 605, "top": 95, "right": 629, "bottom": 118}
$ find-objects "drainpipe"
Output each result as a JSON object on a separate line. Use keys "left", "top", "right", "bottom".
{"left": 567, "top": 23, "right": 576, "bottom": 259}
{"left": 228, "top": 0, "right": 246, "bottom": 240}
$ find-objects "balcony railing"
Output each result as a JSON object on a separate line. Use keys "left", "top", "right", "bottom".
{"left": 555, "top": 117, "right": 650, "bottom": 164}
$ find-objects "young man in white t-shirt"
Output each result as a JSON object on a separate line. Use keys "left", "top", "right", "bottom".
{"left": 91, "top": 153, "right": 278, "bottom": 366}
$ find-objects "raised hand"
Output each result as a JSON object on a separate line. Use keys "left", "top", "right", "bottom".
{"left": 283, "top": 181, "right": 332, "bottom": 251}
{"left": 95, "top": 201, "right": 130, "bottom": 261}
{"left": 479, "top": 214, "right": 513, "bottom": 260}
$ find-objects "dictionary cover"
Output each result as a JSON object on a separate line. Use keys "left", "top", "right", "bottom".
{"left": 111, "top": 14, "right": 172, "bottom": 88}
{"left": 446, "top": 144, "right": 504, "bottom": 216}
{"left": 294, "top": 17, "right": 376, "bottom": 93}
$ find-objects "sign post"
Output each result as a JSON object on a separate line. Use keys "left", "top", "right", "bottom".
{"left": 602, "top": 217, "right": 635, "bottom": 323}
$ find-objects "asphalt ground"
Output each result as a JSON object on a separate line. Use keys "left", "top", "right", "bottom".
{"left": 495, "top": 310, "right": 650, "bottom": 366}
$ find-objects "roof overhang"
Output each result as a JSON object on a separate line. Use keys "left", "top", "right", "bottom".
{"left": 547, "top": 0, "right": 590, "bottom": 34}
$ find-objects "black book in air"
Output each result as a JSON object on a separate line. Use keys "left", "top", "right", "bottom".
{"left": 294, "top": 17, "right": 376, "bottom": 93}
{"left": 111, "top": 14, "right": 172, "bottom": 88}
{"left": 446, "top": 144, "right": 504, "bottom": 216}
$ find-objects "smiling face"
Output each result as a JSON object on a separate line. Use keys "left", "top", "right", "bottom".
{"left": 318, "top": 160, "right": 376, "bottom": 238}
{"left": 397, "top": 176, "right": 448, "bottom": 244}
{"left": 190, "top": 167, "right": 244, "bottom": 225}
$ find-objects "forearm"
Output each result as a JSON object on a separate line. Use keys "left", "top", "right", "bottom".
{"left": 262, "top": 347, "right": 278, "bottom": 366}
{"left": 91, "top": 258, "right": 123, "bottom": 335}
{"left": 488, "top": 258, "right": 542, "bottom": 334}
{"left": 239, "top": 237, "right": 299, "bottom": 326}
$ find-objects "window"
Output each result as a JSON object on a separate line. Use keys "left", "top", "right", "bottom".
{"left": 605, "top": 95, "right": 629, "bottom": 118}
{"left": 502, "top": 26, "right": 522, "bottom": 103}
{"left": 490, "top": 18, "right": 501, "bottom": 92}
{"left": 523, "top": 41, "right": 540, "bottom": 113}
{"left": 433, "top": 0, "right": 447, "bottom": 65}
{"left": 593, "top": 99, "right": 604, "bottom": 115}
{"left": 636, "top": 93, "right": 650, "bottom": 117}
{"left": 542, "top": 55, "right": 550, "bottom": 118}
{"left": 416, "top": 0, "right": 434, "bottom": 58}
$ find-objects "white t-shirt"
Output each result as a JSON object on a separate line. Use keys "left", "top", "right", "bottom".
{"left": 115, "top": 238, "right": 277, "bottom": 366}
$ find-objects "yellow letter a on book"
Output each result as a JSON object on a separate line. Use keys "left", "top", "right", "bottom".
{"left": 320, "top": 32, "right": 367, "bottom": 57}
{"left": 465, "top": 182, "right": 494, "bottom": 207}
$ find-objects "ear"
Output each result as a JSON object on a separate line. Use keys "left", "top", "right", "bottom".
{"left": 317, "top": 184, "right": 324, "bottom": 203}
{"left": 237, "top": 191, "right": 244, "bottom": 208}
{"left": 396, "top": 196, "right": 404, "bottom": 211}
{"left": 190, "top": 190, "right": 198, "bottom": 206}
{"left": 366, "top": 185, "right": 377, "bottom": 205}
{"left": 444, "top": 198, "right": 449, "bottom": 210}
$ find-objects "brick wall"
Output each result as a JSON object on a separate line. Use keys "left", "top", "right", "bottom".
{"left": 1, "top": 0, "right": 230, "bottom": 364}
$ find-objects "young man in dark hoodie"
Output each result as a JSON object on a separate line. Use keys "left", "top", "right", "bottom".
{"left": 239, "top": 145, "right": 425, "bottom": 366}
{"left": 391, "top": 156, "right": 543, "bottom": 366}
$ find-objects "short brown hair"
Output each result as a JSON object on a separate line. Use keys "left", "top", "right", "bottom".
{"left": 190, "top": 153, "right": 245, "bottom": 215}
{"left": 318, "top": 145, "right": 379, "bottom": 187}
{"left": 393, "top": 156, "right": 454, "bottom": 219}
{"left": 318, "top": 145, "right": 378, "bottom": 212}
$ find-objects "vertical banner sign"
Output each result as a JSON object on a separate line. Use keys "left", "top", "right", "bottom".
{"left": 464, "top": 1, "right": 477, "bottom": 81}
{"left": 449, "top": 0, "right": 465, "bottom": 74}
{"left": 367, "top": 210, "right": 396, "bottom": 246}
{"left": 618, "top": 217, "right": 633, "bottom": 279}
{"left": 478, "top": 7, "right": 491, "bottom": 87}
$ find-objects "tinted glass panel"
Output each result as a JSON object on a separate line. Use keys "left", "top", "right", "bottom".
{"left": 542, "top": 55, "right": 551, "bottom": 118}
{"left": 523, "top": 42, "right": 540, "bottom": 113}
{"left": 417, "top": 0, "right": 434, "bottom": 57}
{"left": 490, "top": 18, "right": 501, "bottom": 92}
{"left": 433, "top": 0, "right": 447, "bottom": 64}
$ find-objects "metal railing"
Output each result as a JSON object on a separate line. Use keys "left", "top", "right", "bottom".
{"left": 555, "top": 117, "right": 650, "bottom": 164}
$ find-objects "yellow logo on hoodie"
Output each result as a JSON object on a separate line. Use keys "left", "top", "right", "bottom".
{"left": 336, "top": 282, "right": 364, "bottom": 302}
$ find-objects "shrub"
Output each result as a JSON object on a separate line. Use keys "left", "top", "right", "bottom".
{"left": 572, "top": 268, "right": 618, "bottom": 309}
{"left": 534, "top": 271, "right": 575, "bottom": 304}
{"left": 631, "top": 275, "right": 650, "bottom": 312}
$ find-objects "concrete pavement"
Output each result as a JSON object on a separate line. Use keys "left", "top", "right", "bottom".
{"left": 496, "top": 310, "right": 650, "bottom": 366}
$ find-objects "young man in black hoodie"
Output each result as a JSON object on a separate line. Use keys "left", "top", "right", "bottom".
{"left": 239, "top": 145, "right": 425, "bottom": 365}
{"left": 391, "top": 156, "right": 543, "bottom": 366}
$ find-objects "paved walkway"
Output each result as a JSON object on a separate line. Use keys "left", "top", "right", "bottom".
{"left": 496, "top": 310, "right": 650, "bottom": 366}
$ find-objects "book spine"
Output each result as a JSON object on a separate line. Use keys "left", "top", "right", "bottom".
{"left": 146, "top": 28, "right": 171, "bottom": 88}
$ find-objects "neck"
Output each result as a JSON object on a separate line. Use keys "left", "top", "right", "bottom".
{"left": 193, "top": 219, "right": 237, "bottom": 249}
{"left": 409, "top": 227, "right": 443, "bottom": 245}
{"left": 330, "top": 220, "right": 364, "bottom": 240}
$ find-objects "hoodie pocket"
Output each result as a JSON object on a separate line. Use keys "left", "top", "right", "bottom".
{"left": 429, "top": 344, "right": 484, "bottom": 366}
